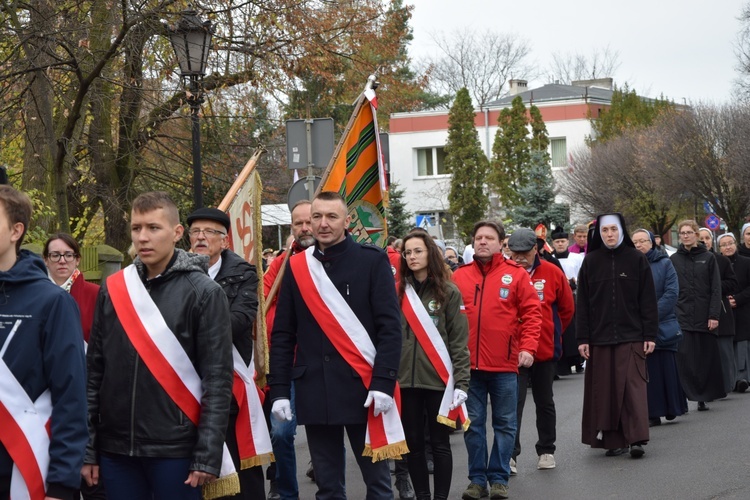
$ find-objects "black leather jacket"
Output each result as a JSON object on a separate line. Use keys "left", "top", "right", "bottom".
{"left": 86, "top": 249, "right": 233, "bottom": 476}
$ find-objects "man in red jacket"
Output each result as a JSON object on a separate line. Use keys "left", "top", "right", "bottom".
{"left": 452, "top": 221, "right": 542, "bottom": 500}
{"left": 507, "top": 228, "right": 574, "bottom": 473}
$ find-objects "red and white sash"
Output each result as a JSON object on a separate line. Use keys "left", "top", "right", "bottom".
{"left": 231, "top": 347, "right": 274, "bottom": 469}
{"left": 0, "top": 320, "right": 52, "bottom": 500}
{"left": 107, "top": 266, "right": 239, "bottom": 499}
{"left": 289, "top": 247, "right": 408, "bottom": 461}
{"left": 401, "top": 284, "right": 470, "bottom": 430}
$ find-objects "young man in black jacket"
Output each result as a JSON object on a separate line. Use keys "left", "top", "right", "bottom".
{"left": 83, "top": 192, "right": 234, "bottom": 500}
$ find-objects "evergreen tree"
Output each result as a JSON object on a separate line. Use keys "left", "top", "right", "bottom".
{"left": 444, "top": 88, "right": 490, "bottom": 239}
{"left": 385, "top": 182, "right": 413, "bottom": 239}
{"left": 589, "top": 84, "right": 675, "bottom": 144}
{"left": 489, "top": 95, "right": 531, "bottom": 207}
{"left": 506, "top": 150, "right": 569, "bottom": 229}
{"left": 529, "top": 105, "right": 550, "bottom": 157}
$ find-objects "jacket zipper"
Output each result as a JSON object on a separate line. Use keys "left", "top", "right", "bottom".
{"left": 130, "top": 356, "right": 139, "bottom": 456}
{"left": 475, "top": 277, "right": 486, "bottom": 369}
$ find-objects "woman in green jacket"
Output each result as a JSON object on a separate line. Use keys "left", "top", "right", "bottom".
{"left": 398, "top": 232, "right": 470, "bottom": 500}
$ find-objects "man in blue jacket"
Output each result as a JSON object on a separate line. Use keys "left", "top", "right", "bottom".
{"left": 0, "top": 185, "right": 88, "bottom": 500}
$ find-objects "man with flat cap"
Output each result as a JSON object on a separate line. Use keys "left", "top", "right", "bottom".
{"left": 507, "top": 229, "right": 574, "bottom": 473}
{"left": 187, "top": 208, "right": 267, "bottom": 499}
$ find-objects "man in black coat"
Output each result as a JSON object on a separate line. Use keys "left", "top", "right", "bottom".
{"left": 269, "top": 191, "right": 402, "bottom": 500}
{"left": 187, "top": 207, "right": 263, "bottom": 499}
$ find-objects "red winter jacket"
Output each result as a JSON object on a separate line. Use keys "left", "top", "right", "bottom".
{"left": 452, "top": 253, "right": 542, "bottom": 373}
{"left": 526, "top": 257, "right": 575, "bottom": 362}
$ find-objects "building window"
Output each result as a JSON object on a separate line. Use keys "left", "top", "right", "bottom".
{"left": 550, "top": 138, "right": 567, "bottom": 168}
{"left": 416, "top": 147, "right": 447, "bottom": 177}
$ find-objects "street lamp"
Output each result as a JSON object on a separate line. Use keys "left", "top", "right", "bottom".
{"left": 167, "top": 9, "right": 214, "bottom": 209}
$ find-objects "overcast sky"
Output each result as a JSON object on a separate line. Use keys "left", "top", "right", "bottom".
{"left": 407, "top": 0, "right": 746, "bottom": 104}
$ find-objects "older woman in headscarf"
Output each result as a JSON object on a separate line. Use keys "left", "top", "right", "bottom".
{"left": 632, "top": 229, "right": 687, "bottom": 426}
{"left": 699, "top": 228, "right": 739, "bottom": 395}
{"left": 717, "top": 232, "right": 750, "bottom": 393}
{"left": 739, "top": 222, "right": 750, "bottom": 258}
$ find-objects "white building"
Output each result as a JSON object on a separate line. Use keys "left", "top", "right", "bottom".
{"left": 388, "top": 78, "right": 615, "bottom": 239}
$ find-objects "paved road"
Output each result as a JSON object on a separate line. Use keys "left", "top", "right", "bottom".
{"left": 280, "top": 372, "right": 750, "bottom": 499}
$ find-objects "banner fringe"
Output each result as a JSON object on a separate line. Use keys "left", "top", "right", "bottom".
{"left": 240, "top": 452, "right": 275, "bottom": 470}
{"left": 362, "top": 440, "right": 409, "bottom": 462}
{"left": 202, "top": 472, "right": 240, "bottom": 499}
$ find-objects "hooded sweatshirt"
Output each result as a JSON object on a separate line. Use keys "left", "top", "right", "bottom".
{"left": 0, "top": 250, "right": 88, "bottom": 500}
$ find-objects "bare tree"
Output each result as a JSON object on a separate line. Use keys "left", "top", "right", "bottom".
{"left": 422, "top": 28, "right": 533, "bottom": 106}
{"left": 545, "top": 46, "right": 621, "bottom": 85}
{"left": 735, "top": 3, "right": 750, "bottom": 101}
{"left": 649, "top": 104, "right": 750, "bottom": 236}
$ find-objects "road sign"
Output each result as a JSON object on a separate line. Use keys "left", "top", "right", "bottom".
{"left": 285, "top": 118, "right": 334, "bottom": 170}
{"left": 705, "top": 214, "right": 721, "bottom": 230}
{"left": 703, "top": 201, "right": 714, "bottom": 214}
{"left": 416, "top": 214, "right": 433, "bottom": 228}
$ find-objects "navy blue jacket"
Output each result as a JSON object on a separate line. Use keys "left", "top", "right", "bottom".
{"left": 646, "top": 248, "right": 681, "bottom": 350}
{"left": 0, "top": 251, "right": 87, "bottom": 500}
{"left": 268, "top": 235, "right": 402, "bottom": 425}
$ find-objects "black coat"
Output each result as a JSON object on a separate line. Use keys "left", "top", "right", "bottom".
{"left": 670, "top": 244, "right": 722, "bottom": 334}
{"left": 268, "top": 235, "right": 402, "bottom": 425}
{"left": 215, "top": 249, "right": 259, "bottom": 365}
{"left": 713, "top": 251, "right": 738, "bottom": 337}
{"left": 87, "top": 250, "right": 233, "bottom": 476}
{"left": 728, "top": 253, "right": 750, "bottom": 342}
{"left": 576, "top": 213, "right": 659, "bottom": 346}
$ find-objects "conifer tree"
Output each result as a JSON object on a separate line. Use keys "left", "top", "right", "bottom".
{"left": 589, "top": 84, "right": 674, "bottom": 144}
{"left": 506, "top": 150, "right": 569, "bottom": 229}
{"left": 489, "top": 95, "right": 531, "bottom": 207}
{"left": 529, "top": 105, "right": 550, "bottom": 158}
{"left": 385, "top": 182, "right": 413, "bottom": 239}
{"left": 444, "top": 88, "right": 490, "bottom": 239}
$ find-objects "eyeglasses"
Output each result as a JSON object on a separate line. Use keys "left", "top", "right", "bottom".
{"left": 679, "top": 231, "right": 695, "bottom": 236}
{"left": 719, "top": 241, "right": 736, "bottom": 248}
{"left": 47, "top": 252, "right": 76, "bottom": 262}
{"left": 632, "top": 239, "right": 650, "bottom": 245}
{"left": 188, "top": 228, "right": 226, "bottom": 238}
{"left": 402, "top": 248, "right": 426, "bottom": 258}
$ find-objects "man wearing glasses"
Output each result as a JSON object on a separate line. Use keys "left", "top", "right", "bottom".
{"left": 187, "top": 208, "right": 263, "bottom": 499}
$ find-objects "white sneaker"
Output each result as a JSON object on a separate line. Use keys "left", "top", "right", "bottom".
{"left": 509, "top": 457, "right": 517, "bottom": 475}
{"left": 537, "top": 453, "right": 556, "bottom": 469}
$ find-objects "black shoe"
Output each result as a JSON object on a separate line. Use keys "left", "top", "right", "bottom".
{"left": 630, "top": 444, "right": 645, "bottom": 458}
{"left": 649, "top": 418, "right": 661, "bottom": 427}
{"left": 737, "top": 379, "right": 749, "bottom": 393}
{"left": 395, "top": 476, "right": 415, "bottom": 499}
{"left": 665, "top": 414, "right": 676, "bottom": 421}
{"left": 267, "top": 480, "right": 281, "bottom": 500}
{"left": 575, "top": 364, "right": 584, "bottom": 373}
{"left": 605, "top": 448, "right": 628, "bottom": 456}
{"left": 698, "top": 401, "right": 709, "bottom": 411}
{"left": 306, "top": 461, "right": 315, "bottom": 481}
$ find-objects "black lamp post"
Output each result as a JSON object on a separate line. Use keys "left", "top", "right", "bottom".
{"left": 168, "top": 9, "right": 213, "bottom": 210}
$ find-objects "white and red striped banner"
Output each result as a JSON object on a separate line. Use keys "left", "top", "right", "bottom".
{"left": 401, "top": 284, "right": 469, "bottom": 430}
{"left": 0, "top": 320, "right": 52, "bottom": 500}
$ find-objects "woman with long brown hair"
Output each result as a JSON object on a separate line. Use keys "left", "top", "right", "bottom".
{"left": 397, "top": 232, "right": 470, "bottom": 500}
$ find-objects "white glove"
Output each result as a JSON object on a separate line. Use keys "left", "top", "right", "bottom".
{"left": 364, "top": 390, "right": 394, "bottom": 417}
{"left": 271, "top": 398, "right": 293, "bottom": 422}
{"left": 449, "top": 388, "right": 468, "bottom": 410}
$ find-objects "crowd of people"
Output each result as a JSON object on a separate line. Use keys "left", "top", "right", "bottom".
{"left": 1, "top": 182, "right": 749, "bottom": 500}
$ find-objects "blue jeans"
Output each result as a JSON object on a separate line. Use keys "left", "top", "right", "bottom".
{"left": 271, "top": 383, "right": 299, "bottom": 499}
{"left": 463, "top": 370, "right": 518, "bottom": 487}
{"left": 99, "top": 453, "right": 200, "bottom": 500}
